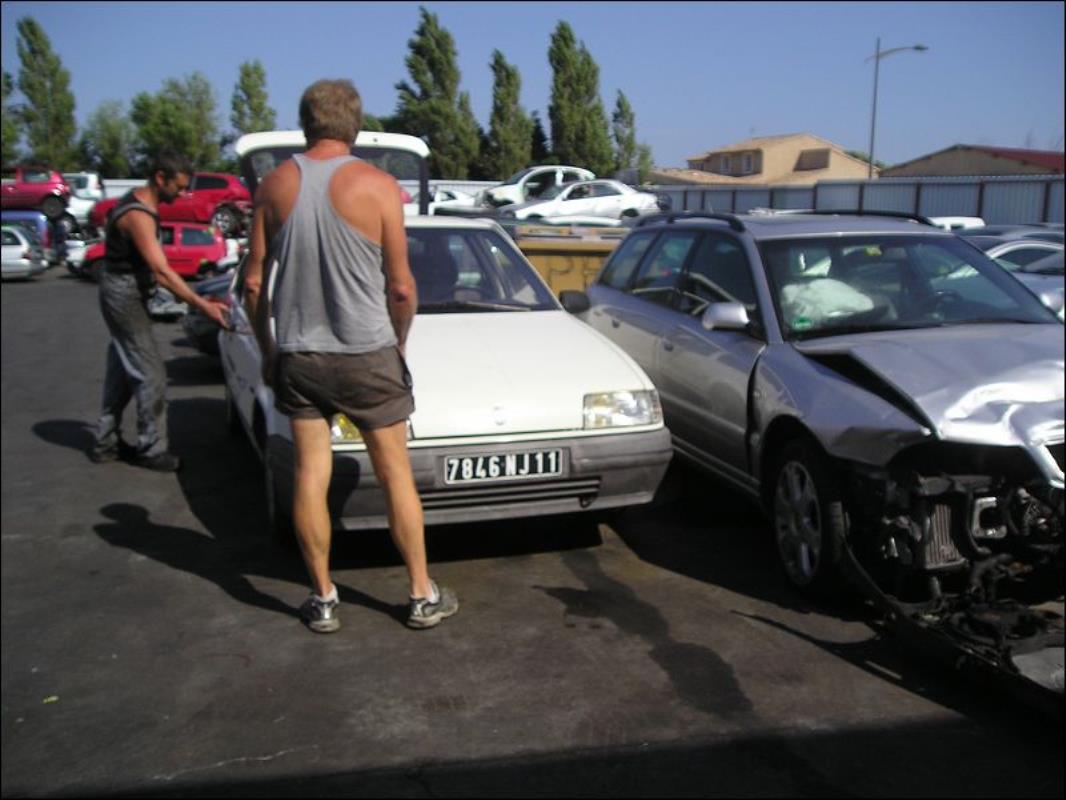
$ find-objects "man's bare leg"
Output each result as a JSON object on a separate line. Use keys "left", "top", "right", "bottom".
{"left": 361, "top": 420, "right": 432, "bottom": 599}
{"left": 290, "top": 417, "right": 335, "bottom": 598}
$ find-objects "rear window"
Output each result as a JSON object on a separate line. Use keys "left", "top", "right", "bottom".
{"left": 2, "top": 229, "right": 21, "bottom": 245}
{"left": 22, "top": 169, "right": 53, "bottom": 184}
{"left": 182, "top": 227, "right": 218, "bottom": 246}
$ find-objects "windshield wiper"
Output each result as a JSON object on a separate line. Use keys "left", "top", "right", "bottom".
{"left": 419, "top": 300, "right": 532, "bottom": 313}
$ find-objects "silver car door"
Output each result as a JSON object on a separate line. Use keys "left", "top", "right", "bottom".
{"left": 657, "top": 232, "right": 765, "bottom": 478}
{"left": 586, "top": 229, "right": 657, "bottom": 346}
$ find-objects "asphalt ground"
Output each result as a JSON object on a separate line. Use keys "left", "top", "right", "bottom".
{"left": 2, "top": 266, "right": 1063, "bottom": 798}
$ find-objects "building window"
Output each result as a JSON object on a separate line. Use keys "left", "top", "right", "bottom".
{"left": 742, "top": 153, "right": 754, "bottom": 174}
{"left": 720, "top": 155, "right": 732, "bottom": 174}
{"left": 795, "top": 149, "right": 830, "bottom": 171}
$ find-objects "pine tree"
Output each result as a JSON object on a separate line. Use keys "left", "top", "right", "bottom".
{"left": 547, "top": 21, "right": 613, "bottom": 176}
{"left": 15, "top": 17, "right": 77, "bottom": 169}
{"left": 482, "top": 50, "right": 533, "bottom": 180}
{"left": 612, "top": 90, "right": 637, "bottom": 175}
{"left": 394, "top": 6, "right": 479, "bottom": 177}
{"left": 530, "top": 111, "right": 551, "bottom": 165}
{"left": 2, "top": 70, "right": 21, "bottom": 165}
{"left": 230, "top": 60, "right": 277, "bottom": 135}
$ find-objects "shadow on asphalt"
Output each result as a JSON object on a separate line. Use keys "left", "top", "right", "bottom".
{"left": 99, "top": 713, "right": 1063, "bottom": 798}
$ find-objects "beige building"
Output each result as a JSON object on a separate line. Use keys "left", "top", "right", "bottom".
{"left": 649, "top": 132, "right": 876, "bottom": 186}
{"left": 880, "top": 145, "right": 1065, "bottom": 177}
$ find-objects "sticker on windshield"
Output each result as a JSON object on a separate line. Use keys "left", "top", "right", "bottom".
{"left": 791, "top": 316, "right": 813, "bottom": 331}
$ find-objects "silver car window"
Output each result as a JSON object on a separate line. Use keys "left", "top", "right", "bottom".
{"left": 630, "top": 231, "right": 699, "bottom": 307}
{"left": 599, "top": 232, "right": 654, "bottom": 289}
{"left": 676, "top": 233, "right": 758, "bottom": 315}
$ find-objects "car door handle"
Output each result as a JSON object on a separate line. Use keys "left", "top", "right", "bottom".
{"left": 611, "top": 318, "right": 620, "bottom": 328}
{"left": 663, "top": 340, "right": 675, "bottom": 351}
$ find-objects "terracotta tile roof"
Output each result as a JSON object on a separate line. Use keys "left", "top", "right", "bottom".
{"left": 962, "top": 145, "right": 1064, "bottom": 172}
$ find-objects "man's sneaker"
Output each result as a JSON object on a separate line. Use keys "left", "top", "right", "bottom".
{"left": 407, "top": 581, "right": 459, "bottom": 629}
{"left": 132, "top": 452, "right": 182, "bottom": 472}
{"left": 300, "top": 594, "right": 340, "bottom": 634}
{"left": 89, "top": 439, "right": 135, "bottom": 464}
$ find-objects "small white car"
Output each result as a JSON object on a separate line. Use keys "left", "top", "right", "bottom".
{"left": 417, "top": 186, "right": 479, "bottom": 215}
{"left": 479, "top": 165, "right": 595, "bottom": 208}
{"left": 499, "top": 179, "right": 662, "bottom": 222}
{"left": 220, "top": 216, "right": 673, "bottom": 535}
{"left": 61, "top": 172, "right": 106, "bottom": 229}
{"left": 1, "top": 225, "right": 47, "bottom": 280}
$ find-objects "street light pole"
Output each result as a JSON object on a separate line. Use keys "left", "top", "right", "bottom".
{"left": 866, "top": 38, "right": 928, "bottom": 179}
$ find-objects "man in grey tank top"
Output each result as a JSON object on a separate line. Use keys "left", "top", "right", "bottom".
{"left": 243, "top": 79, "right": 458, "bottom": 633}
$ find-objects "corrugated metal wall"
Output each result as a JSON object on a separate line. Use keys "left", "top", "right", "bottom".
{"left": 649, "top": 175, "right": 1064, "bottom": 223}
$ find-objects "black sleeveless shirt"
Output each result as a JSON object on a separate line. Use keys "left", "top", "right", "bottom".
{"left": 104, "top": 191, "right": 160, "bottom": 281}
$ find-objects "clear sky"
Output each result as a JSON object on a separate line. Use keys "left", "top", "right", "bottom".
{"left": 1, "top": 0, "right": 1063, "bottom": 168}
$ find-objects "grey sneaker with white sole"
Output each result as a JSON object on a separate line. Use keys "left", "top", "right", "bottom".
{"left": 300, "top": 593, "right": 340, "bottom": 633}
{"left": 407, "top": 581, "right": 459, "bottom": 629}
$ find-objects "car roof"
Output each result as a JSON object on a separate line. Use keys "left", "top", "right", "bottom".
{"left": 632, "top": 212, "right": 953, "bottom": 239}
{"left": 404, "top": 215, "right": 499, "bottom": 230}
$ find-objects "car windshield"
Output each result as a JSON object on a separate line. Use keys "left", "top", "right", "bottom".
{"left": 407, "top": 227, "right": 557, "bottom": 313}
{"left": 501, "top": 167, "right": 536, "bottom": 185}
{"left": 759, "top": 234, "right": 1060, "bottom": 340}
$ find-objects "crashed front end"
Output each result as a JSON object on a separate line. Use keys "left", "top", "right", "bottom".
{"left": 843, "top": 438, "right": 1063, "bottom": 709}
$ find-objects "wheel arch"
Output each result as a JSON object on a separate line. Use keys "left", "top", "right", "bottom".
{"left": 758, "top": 416, "right": 827, "bottom": 513}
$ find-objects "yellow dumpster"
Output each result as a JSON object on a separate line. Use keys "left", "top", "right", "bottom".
{"left": 512, "top": 226, "right": 624, "bottom": 294}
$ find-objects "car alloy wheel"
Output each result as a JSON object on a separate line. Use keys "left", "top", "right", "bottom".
{"left": 771, "top": 439, "right": 847, "bottom": 596}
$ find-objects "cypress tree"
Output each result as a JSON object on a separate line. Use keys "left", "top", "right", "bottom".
{"left": 547, "top": 21, "right": 613, "bottom": 176}
{"left": 483, "top": 50, "right": 533, "bottom": 180}
{"left": 2, "top": 70, "right": 21, "bottom": 165}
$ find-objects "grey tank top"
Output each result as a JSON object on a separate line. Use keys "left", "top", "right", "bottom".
{"left": 270, "top": 154, "right": 396, "bottom": 354}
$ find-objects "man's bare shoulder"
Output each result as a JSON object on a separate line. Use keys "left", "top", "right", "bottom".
{"left": 340, "top": 160, "right": 400, "bottom": 192}
{"left": 256, "top": 159, "right": 300, "bottom": 199}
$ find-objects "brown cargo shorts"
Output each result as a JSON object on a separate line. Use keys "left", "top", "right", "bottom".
{"left": 274, "top": 346, "right": 415, "bottom": 430}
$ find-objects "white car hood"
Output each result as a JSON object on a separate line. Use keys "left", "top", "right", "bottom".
{"left": 406, "top": 311, "right": 650, "bottom": 438}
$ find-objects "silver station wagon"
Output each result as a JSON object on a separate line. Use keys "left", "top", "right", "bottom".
{"left": 577, "top": 210, "right": 1064, "bottom": 706}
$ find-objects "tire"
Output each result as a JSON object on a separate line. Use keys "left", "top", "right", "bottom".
{"left": 211, "top": 206, "right": 239, "bottom": 238}
{"left": 57, "top": 212, "right": 79, "bottom": 237}
{"left": 621, "top": 208, "right": 639, "bottom": 218}
{"left": 771, "top": 439, "right": 848, "bottom": 597}
{"left": 40, "top": 195, "right": 65, "bottom": 220}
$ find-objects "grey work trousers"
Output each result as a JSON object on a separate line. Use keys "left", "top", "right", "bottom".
{"left": 94, "top": 271, "right": 168, "bottom": 457}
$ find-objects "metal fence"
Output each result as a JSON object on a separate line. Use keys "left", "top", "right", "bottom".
{"left": 650, "top": 174, "right": 1064, "bottom": 225}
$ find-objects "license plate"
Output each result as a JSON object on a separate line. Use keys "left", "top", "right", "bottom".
{"left": 443, "top": 449, "right": 564, "bottom": 485}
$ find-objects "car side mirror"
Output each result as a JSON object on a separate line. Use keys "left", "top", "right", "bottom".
{"left": 700, "top": 302, "right": 750, "bottom": 331}
{"left": 559, "top": 290, "right": 591, "bottom": 314}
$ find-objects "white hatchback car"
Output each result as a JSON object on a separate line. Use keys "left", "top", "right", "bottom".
{"left": 499, "top": 179, "right": 662, "bottom": 222}
{"left": 220, "top": 216, "right": 672, "bottom": 535}
{"left": 1, "top": 225, "right": 47, "bottom": 280}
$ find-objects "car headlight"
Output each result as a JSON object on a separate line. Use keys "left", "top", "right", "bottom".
{"left": 583, "top": 390, "right": 662, "bottom": 429}
{"left": 331, "top": 414, "right": 413, "bottom": 444}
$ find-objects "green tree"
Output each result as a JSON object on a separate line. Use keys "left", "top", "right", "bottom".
{"left": 131, "top": 72, "right": 221, "bottom": 172}
{"left": 530, "top": 111, "right": 552, "bottom": 165}
{"left": 547, "top": 21, "right": 613, "bottom": 176}
{"left": 362, "top": 113, "right": 385, "bottom": 132}
{"left": 2, "top": 70, "right": 21, "bottom": 165}
{"left": 15, "top": 17, "right": 77, "bottom": 168}
{"left": 394, "top": 6, "right": 479, "bottom": 177}
{"left": 845, "top": 149, "right": 887, "bottom": 170}
{"left": 230, "top": 60, "right": 276, "bottom": 135}
{"left": 77, "top": 100, "right": 135, "bottom": 177}
{"left": 636, "top": 143, "right": 654, "bottom": 184}
{"left": 611, "top": 90, "right": 637, "bottom": 175}
{"left": 481, "top": 50, "right": 533, "bottom": 180}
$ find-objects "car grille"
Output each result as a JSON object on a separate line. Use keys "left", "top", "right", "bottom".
{"left": 1047, "top": 442, "right": 1064, "bottom": 473}
{"left": 420, "top": 478, "right": 601, "bottom": 510}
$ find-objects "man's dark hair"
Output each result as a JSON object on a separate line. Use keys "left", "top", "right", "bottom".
{"left": 148, "top": 150, "right": 194, "bottom": 180}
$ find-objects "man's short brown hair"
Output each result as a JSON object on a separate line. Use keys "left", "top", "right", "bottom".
{"left": 299, "top": 79, "right": 363, "bottom": 145}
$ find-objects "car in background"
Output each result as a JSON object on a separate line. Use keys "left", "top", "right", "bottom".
{"left": 89, "top": 172, "right": 252, "bottom": 238}
{"left": 958, "top": 224, "right": 1064, "bottom": 244}
{"left": 576, "top": 209, "right": 1063, "bottom": 707}
{"left": 478, "top": 165, "right": 595, "bottom": 208}
{"left": 1, "top": 225, "right": 48, "bottom": 280}
{"left": 499, "top": 179, "right": 662, "bottom": 222}
{"left": 928, "top": 215, "right": 985, "bottom": 231}
{"left": 220, "top": 214, "right": 672, "bottom": 539}
{"left": 75, "top": 221, "right": 228, "bottom": 281}
{"left": 1, "top": 166, "right": 71, "bottom": 220}
{"left": 0, "top": 209, "right": 66, "bottom": 266}
{"left": 959, "top": 235, "right": 1064, "bottom": 312}
{"left": 61, "top": 172, "right": 105, "bottom": 228}
{"left": 416, "top": 186, "right": 479, "bottom": 215}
